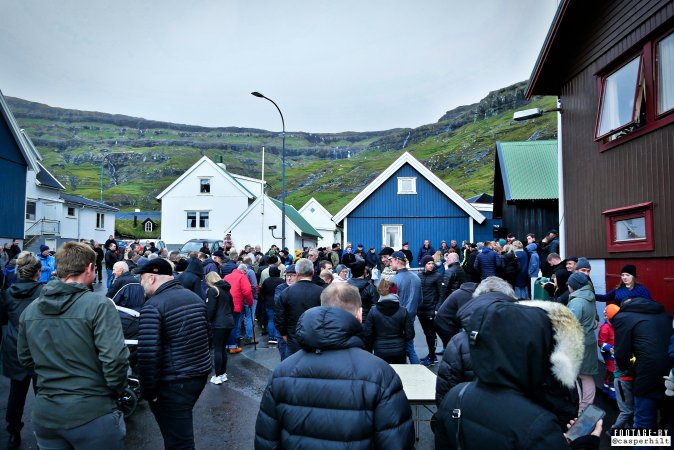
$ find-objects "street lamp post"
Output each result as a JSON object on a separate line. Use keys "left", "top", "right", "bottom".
{"left": 251, "top": 92, "right": 286, "bottom": 251}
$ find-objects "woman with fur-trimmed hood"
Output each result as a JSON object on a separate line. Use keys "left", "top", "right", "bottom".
{"left": 434, "top": 299, "right": 600, "bottom": 450}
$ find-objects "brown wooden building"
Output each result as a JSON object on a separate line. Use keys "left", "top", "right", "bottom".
{"left": 527, "top": 0, "right": 674, "bottom": 312}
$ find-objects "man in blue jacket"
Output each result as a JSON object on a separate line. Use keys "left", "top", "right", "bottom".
{"left": 37, "top": 245, "right": 56, "bottom": 283}
{"left": 391, "top": 251, "right": 422, "bottom": 364}
{"left": 473, "top": 241, "right": 502, "bottom": 280}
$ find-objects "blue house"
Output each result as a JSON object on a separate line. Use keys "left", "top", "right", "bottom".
{"left": 0, "top": 90, "right": 39, "bottom": 244}
{"left": 332, "top": 152, "right": 485, "bottom": 267}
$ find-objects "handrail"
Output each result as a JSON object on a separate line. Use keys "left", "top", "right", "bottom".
{"left": 25, "top": 218, "right": 60, "bottom": 236}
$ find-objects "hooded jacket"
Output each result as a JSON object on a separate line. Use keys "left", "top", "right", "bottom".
{"left": 206, "top": 279, "right": 235, "bottom": 329}
{"left": 613, "top": 297, "right": 673, "bottom": 399}
{"left": 224, "top": 269, "right": 253, "bottom": 313}
{"left": 435, "top": 291, "right": 517, "bottom": 406}
{"left": 255, "top": 306, "right": 414, "bottom": 450}
{"left": 363, "top": 294, "right": 414, "bottom": 359}
{"left": 567, "top": 284, "right": 599, "bottom": 376}
{"left": 1, "top": 279, "right": 43, "bottom": 379}
{"left": 178, "top": 257, "right": 205, "bottom": 299}
{"left": 526, "top": 243, "right": 540, "bottom": 278}
{"left": 434, "top": 300, "right": 590, "bottom": 450}
{"left": 17, "top": 279, "right": 129, "bottom": 430}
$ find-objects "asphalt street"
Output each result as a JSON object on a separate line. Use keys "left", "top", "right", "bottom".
{"left": 0, "top": 277, "right": 620, "bottom": 449}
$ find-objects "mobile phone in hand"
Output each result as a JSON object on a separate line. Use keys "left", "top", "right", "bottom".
{"left": 566, "top": 405, "right": 605, "bottom": 441}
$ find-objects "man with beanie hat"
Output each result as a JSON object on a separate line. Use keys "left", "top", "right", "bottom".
{"left": 377, "top": 247, "right": 396, "bottom": 295}
{"left": 567, "top": 272, "right": 598, "bottom": 412}
{"left": 137, "top": 258, "right": 212, "bottom": 449}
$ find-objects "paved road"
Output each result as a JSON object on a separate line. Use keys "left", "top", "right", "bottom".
{"left": 0, "top": 277, "right": 620, "bottom": 449}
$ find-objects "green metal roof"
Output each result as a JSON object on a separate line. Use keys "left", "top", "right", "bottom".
{"left": 270, "top": 198, "right": 322, "bottom": 238}
{"left": 496, "top": 140, "right": 558, "bottom": 201}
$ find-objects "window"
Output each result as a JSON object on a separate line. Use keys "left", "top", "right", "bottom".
{"left": 595, "top": 30, "right": 674, "bottom": 150}
{"left": 382, "top": 225, "right": 403, "bottom": 249}
{"left": 200, "top": 178, "right": 211, "bottom": 193}
{"left": 144, "top": 221, "right": 153, "bottom": 232}
{"left": 26, "top": 201, "right": 36, "bottom": 221}
{"left": 603, "top": 202, "right": 654, "bottom": 252}
{"left": 67, "top": 207, "right": 75, "bottom": 217}
{"left": 186, "top": 211, "right": 210, "bottom": 229}
{"left": 397, "top": 177, "right": 417, "bottom": 194}
{"left": 96, "top": 213, "right": 105, "bottom": 229}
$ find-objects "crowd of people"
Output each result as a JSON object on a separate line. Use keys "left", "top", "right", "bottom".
{"left": 0, "top": 231, "right": 672, "bottom": 449}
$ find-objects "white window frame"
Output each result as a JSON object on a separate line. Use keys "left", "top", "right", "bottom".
{"left": 382, "top": 224, "right": 403, "bottom": 250}
{"left": 186, "top": 211, "right": 210, "bottom": 230}
{"left": 67, "top": 206, "right": 76, "bottom": 218}
{"left": 26, "top": 201, "right": 36, "bottom": 221}
{"left": 397, "top": 177, "right": 417, "bottom": 194}
{"left": 144, "top": 221, "right": 153, "bottom": 232}
{"left": 199, "top": 177, "right": 212, "bottom": 194}
{"left": 96, "top": 213, "right": 105, "bottom": 229}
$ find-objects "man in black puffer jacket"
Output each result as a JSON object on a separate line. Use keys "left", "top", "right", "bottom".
{"left": 434, "top": 282, "right": 477, "bottom": 349}
{"left": 363, "top": 293, "right": 414, "bottom": 364}
{"left": 347, "top": 261, "right": 379, "bottom": 321}
{"left": 417, "top": 255, "right": 445, "bottom": 366}
{"left": 255, "top": 283, "right": 414, "bottom": 450}
{"left": 137, "top": 259, "right": 211, "bottom": 450}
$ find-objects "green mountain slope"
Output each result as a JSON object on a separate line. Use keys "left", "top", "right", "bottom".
{"left": 8, "top": 81, "right": 556, "bottom": 215}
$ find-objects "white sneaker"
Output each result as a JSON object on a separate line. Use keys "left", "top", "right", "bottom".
{"left": 210, "top": 375, "right": 222, "bottom": 385}
{"left": 218, "top": 374, "right": 228, "bottom": 383}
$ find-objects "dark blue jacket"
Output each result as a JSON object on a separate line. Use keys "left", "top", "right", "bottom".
{"left": 255, "top": 306, "right": 414, "bottom": 450}
{"left": 178, "top": 258, "right": 205, "bottom": 299}
{"left": 107, "top": 272, "right": 145, "bottom": 310}
{"left": 363, "top": 294, "right": 414, "bottom": 360}
{"left": 474, "top": 248, "right": 502, "bottom": 280}
{"left": 137, "top": 280, "right": 211, "bottom": 400}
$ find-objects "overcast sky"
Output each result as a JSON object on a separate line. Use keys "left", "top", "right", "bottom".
{"left": 1, "top": 1, "right": 558, "bottom": 133}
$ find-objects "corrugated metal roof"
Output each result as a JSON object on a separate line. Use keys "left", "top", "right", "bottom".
{"left": 269, "top": 198, "right": 322, "bottom": 238}
{"left": 496, "top": 141, "right": 558, "bottom": 201}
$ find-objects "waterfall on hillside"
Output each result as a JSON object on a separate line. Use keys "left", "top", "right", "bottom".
{"left": 402, "top": 131, "right": 411, "bottom": 149}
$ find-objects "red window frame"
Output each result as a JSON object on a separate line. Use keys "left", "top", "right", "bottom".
{"left": 602, "top": 202, "right": 654, "bottom": 253}
{"left": 595, "top": 28, "right": 674, "bottom": 152}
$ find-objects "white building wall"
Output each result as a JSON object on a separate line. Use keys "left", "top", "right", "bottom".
{"left": 160, "top": 160, "right": 252, "bottom": 247}
{"left": 298, "top": 198, "right": 337, "bottom": 248}
{"left": 60, "top": 205, "right": 115, "bottom": 244}
{"left": 24, "top": 170, "right": 64, "bottom": 233}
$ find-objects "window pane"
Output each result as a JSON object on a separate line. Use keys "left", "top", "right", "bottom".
{"left": 26, "top": 202, "right": 36, "bottom": 220}
{"left": 615, "top": 217, "right": 646, "bottom": 242}
{"left": 200, "top": 179, "right": 211, "bottom": 193}
{"left": 199, "top": 212, "right": 209, "bottom": 228}
{"left": 657, "top": 33, "right": 674, "bottom": 115}
{"left": 186, "top": 211, "right": 197, "bottom": 228}
{"left": 597, "top": 56, "right": 641, "bottom": 137}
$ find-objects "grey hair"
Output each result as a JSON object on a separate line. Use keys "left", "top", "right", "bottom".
{"left": 237, "top": 264, "right": 248, "bottom": 274}
{"left": 113, "top": 261, "right": 129, "bottom": 273}
{"left": 473, "top": 276, "right": 516, "bottom": 299}
{"left": 16, "top": 251, "right": 41, "bottom": 280}
{"left": 307, "top": 248, "right": 319, "bottom": 258}
{"left": 295, "top": 258, "right": 314, "bottom": 277}
{"left": 476, "top": 242, "right": 484, "bottom": 250}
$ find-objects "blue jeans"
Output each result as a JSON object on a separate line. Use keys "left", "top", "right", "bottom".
{"left": 278, "top": 338, "right": 288, "bottom": 361}
{"left": 406, "top": 339, "right": 419, "bottom": 364}
{"left": 266, "top": 307, "right": 277, "bottom": 340}
{"left": 244, "top": 300, "right": 258, "bottom": 340}
{"left": 633, "top": 396, "right": 658, "bottom": 429}
{"left": 106, "top": 269, "right": 114, "bottom": 289}
{"left": 226, "top": 312, "right": 242, "bottom": 348}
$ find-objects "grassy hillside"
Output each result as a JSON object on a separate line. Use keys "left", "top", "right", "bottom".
{"left": 8, "top": 81, "right": 557, "bottom": 214}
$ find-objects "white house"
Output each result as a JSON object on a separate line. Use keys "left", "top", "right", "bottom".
{"left": 19, "top": 130, "right": 117, "bottom": 251}
{"left": 298, "top": 197, "right": 341, "bottom": 248}
{"left": 225, "top": 195, "right": 321, "bottom": 251}
{"left": 59, "top": 194, "right": 118, "bottom": 246}
{"left": 156, "top": 156, "right": 257, "bottom": 247}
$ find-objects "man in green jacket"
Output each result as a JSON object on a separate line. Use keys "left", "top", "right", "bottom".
{"left": 567, "top": 271, "right": 599, "bottom": 414}
{"left": 18, "top": 242, "right": 129, "bottom": 450}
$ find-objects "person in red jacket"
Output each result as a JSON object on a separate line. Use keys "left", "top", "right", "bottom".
{"left": 224, "top": 264, "right": 253, "bottom": 353}
{"left": 598, "top": 304, "right": 619, "bottom": 399}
